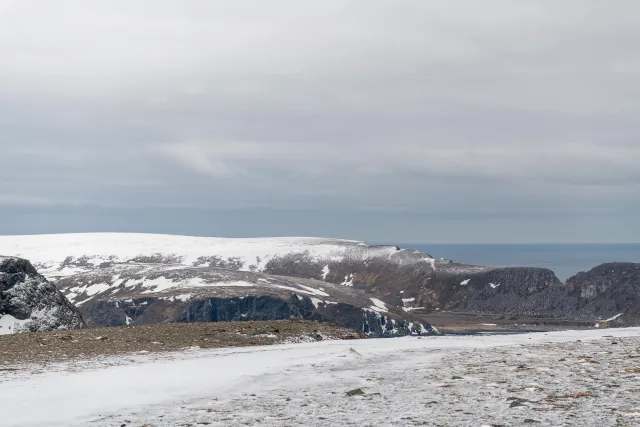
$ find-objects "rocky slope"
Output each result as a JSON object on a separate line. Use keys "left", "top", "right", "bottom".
{"left": 1, "top": 233, "right": 639, "bottom": 329}
{"left": 418, "top": 262, "right": 640, "bottom": 326}
{"left": 0, "top": 257, "right": 85, "bottom": 334}
{"left": 53, "top": 264, "right": 437, "bottom": 337}
{"left": 0, "top": 320, "right": 364, "bottom": 367}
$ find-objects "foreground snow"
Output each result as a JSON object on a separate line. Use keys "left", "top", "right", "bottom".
{"left": 2, "top": 328, "right": 640, "bottom": 426}
{"left": 0, "top": 314, "right": 28, "bottom": 335}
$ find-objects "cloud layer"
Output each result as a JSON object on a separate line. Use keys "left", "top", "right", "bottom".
{"left": 1, "top": 0, "right": 639, "bottom": 241}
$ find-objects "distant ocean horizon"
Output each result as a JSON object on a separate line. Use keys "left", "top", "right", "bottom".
{"left": 394, "top": 243, "right": 640, "bottom": 282}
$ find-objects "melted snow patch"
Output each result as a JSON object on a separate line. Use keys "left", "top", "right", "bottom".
{"left": 489, "top": 283, "right": 500, "bottom": 289}
{"left": 460, "top": 279, "right": 470, "bottom": 285}
{"left": 401, "top": 297, "right": 415, "bottom": 304}
{"left": 402, "top": 307, "right": 425, "bottom": 312}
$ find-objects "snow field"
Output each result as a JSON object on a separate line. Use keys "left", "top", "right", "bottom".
{"left": 1, "top": 328, "right": 639, "bottom": 426}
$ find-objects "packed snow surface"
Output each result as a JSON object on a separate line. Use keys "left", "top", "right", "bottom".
{"left": 0, "top": 233, "right": 408, "bottom": 279}
{"left": 2, "top": 328, "right": 639, "bottom": 427}
{"left": 0, "top": 314, "right": 28, "bottom": 335}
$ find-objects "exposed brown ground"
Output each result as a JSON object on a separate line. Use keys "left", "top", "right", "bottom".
{"left": 0, "top": 320, "right": 364, "bottom": 367}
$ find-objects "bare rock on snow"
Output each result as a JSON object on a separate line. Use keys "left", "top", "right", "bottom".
{"left": 0, "top": 257, "right": 85, "bottom": 334}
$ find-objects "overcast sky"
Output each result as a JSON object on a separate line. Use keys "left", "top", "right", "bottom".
{"left": 1, "top": 1, "right": 639, "bottom": 242}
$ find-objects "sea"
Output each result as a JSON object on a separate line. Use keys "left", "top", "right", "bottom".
{"left": 402, "top": 244, "right": 640, "bottom": 282}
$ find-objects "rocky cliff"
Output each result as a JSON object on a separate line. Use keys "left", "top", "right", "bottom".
{"left": 54, "top": 264, "right": 437, "bottom": 337}
{"left": 0, "top": 257, "right": 85, "bottom": 334}
{"left": 1, "top": 234, "right": 639, "bottom": 329}
{"left": 418, "top": 263, "right": 640, "bottom": 326}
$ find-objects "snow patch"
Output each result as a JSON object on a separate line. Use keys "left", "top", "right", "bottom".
{"left": 296, "top": 284, "right": 329, "bottom": 297}
{"left": 321, "top": 265, "right": 330, "bottom": 280}
{"left": 369, "top": 298, "right": 388, "bottom": 313}
{"left": 0, "top": 314, "right": 29, "bottom": 335}
{"left": 604, "top": 313, "right": 624, "bottom": 322}
{"left": 341, "top": 273, "right": 355, "bottom": 287}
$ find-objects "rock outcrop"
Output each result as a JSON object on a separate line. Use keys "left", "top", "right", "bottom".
{"left": 563, "top": 263, "right": 640, "bottom": 325}
{"left": 1, "top": 234, "right": 639, "bottom": 329}
{"left": 54, "top": 264, "right": 437, "bottom": 337}
{"left": 423, "top": 263, "right": 640, "bottom": 326}
{"left": 0, "top": 257, "right": 85, "bottom": 334}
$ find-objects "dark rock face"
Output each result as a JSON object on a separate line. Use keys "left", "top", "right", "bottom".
{"left": 423, "top": 263, "right": 640, "bottom": 325}
{"left": 563, "top": 263, "right": 640, "bottom": 324}
{"left": 55, "top": 249, "right": 640, "bottom": 329}
{"left": 0, "top": 257, "right": 85, "bottom": 333}
{"left": 268, "top": 254, "right": 640, "bottom": 325}
{"left": 78, "top": 294, "right": 436, "bottom": 338}
{"left": 5, "top": 233, "right": 639, "bottom": 329}
{"left": 263, "top": 249, "right": 438, "bottom": 306}
{"left": 427, "top": 267, "right": 566, "bottom": 314}
{"left": 58, "top": 264, "right": 438, "bottom": 337}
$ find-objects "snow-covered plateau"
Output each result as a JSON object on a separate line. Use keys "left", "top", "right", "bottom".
{"left": 1, "top": 233, "right": 639, "bottom": 331}
{"left": 2, "top": 328, "right": 640, "bottom": 427}
{"left": 0, "top": 233, "right": 412, "bottom": 279}
{"left": 0, "top": 234, "right": 442, "bottom": 336}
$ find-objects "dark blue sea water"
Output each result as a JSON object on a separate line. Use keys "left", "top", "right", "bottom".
{"left": 403, "top": 244, "right": 640, "bottom": 282}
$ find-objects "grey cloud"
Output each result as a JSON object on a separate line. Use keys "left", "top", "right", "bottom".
{"left": 1, "top": 0, "right": 639, "bottom": 241}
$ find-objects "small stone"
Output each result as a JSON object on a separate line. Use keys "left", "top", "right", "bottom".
{"left": 524, "top": 419, "right": 540, "bottom": 424}
{"left": 452, "top": 376, "right": 463, "bottom": 380}
{"left": 346, "top": 388, "right": 365, "bottom": 397}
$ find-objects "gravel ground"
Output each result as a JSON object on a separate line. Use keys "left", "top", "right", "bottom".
{"left": 90, "top": 333, "right": 639, "bottom": 427}
{"left": 0, "top": 320, "right": 363, "bottom": 367}
{"left": 3, "top": 328, "right": 640, "bottom": 426}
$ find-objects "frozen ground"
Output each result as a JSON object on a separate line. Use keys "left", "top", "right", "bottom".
{"left": 1, "top": 328, "right": 640, "bottom": 427}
